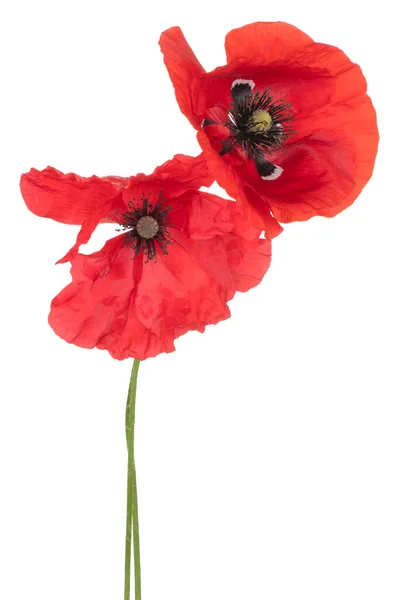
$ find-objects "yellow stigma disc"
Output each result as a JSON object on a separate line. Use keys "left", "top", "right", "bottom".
{"left": 248, "top": 110, "right": 273, "bottom": 134}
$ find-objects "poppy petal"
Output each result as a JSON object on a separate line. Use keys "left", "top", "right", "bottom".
{"left": 56, "top": 216, "right": 101, "bottom": 264}
{"left": 152, "top": 153, "right": 214, "bottom": 190}
{"left": 238, "top": 131, "right": 358, "bottom": 223}
{"left": 119, "top": 154, "right": 215, "bottom": 215}
{"left": 49, "top": 235, "right": 232, "bottom": 360}
{"left": 159, "top": 27, "right": 206, "bottom": 128}
{"left": 288, "top": 42, "right": 367, "bottom": 107}
{"left": 49, "top": 236, "right": 150, "bottom": 358}
{"left": 225, "top": 21, "right": 313, "bottom": 64}
{"left": 294, "top": 96, "right": 378, "bottom": 218}
{"left": 20, "top": 166, "right": 120, "bottom": 225}
{"left": 171, "top": 192, "right": 271, "bottom": 295}
{"left": 197, "top": 130, "right": 283, "bottom": 237}
{"left": 20, "top": 166, "right": 123, "bottom": 262}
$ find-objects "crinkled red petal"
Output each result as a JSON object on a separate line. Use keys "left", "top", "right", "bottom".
{"left": 20, "top": 166, "right": 120, "bottom": 225}
{"left": 225, "top": 21, "right": 314, "bottom": 64}
{"left": 159, "top": 27, "right": 205, "bottom": 128}
{"left": 20, "top": 166, "right": 124, "bottom": 262}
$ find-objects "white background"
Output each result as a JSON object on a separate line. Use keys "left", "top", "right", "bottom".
{"left": 1, "top": 1, "right": 399, "bottom": 599}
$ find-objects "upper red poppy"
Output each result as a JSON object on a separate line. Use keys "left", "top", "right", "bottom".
{"left": 159, "top": 22, "right": 379, "bottom": 235}
{"left": 20, "top": 154, "right": 271, "bottom": 360}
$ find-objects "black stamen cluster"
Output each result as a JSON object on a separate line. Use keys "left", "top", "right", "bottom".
{"left": 118, "top": 193, "right": 172, "bottom": 261}
{"left": 227, "top": 89, "right": 294, "bottom": 157}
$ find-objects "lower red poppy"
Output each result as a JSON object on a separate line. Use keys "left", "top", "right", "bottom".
{"left": 21, "top": 155, "right": 271, "bottom": 360}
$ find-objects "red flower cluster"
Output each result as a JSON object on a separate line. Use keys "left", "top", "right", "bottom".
{"left": 20, "top": 155, "right": 271, "bottom": 360}
{"left": 21, "top": 22, "right": 378, "bottom": 361}
{"left": 160, "top": 22, "right": 378, "bottom": 234}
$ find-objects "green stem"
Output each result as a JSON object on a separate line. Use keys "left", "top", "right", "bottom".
{"left": 124, "top": 359, "right": 141, "bottom": 600}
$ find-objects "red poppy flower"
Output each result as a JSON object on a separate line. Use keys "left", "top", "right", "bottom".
{"left": 159, "top": 22, "right": 379, "bottom": 234}
{"left": 20, "top": 154, "right": 271, "bottom": 360}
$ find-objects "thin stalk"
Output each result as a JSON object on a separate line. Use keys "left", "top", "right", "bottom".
{"left": 124, "top": 359, "right": 141, "bottom": 600}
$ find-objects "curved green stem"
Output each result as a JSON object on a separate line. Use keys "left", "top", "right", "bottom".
{"left": 124, "top": 359, "right": 141, "bottom": 600}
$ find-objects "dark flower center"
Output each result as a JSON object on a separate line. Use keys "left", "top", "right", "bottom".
{"left": 227, "top": 82, "right": 293, "bottom": 157}
{"left": 203, "top": 79, "right": 294, "bottom": 181}
{"left": 118, "top": 193, "right": 172, "bottom": 261}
